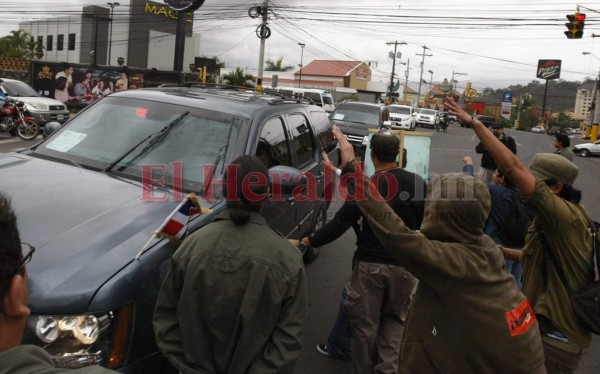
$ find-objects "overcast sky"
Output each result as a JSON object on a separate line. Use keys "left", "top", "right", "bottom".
{"left": 2, "top": 0, "right": 600, "bottom": 91}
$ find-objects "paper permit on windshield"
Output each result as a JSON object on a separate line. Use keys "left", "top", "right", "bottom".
{"left": 46, "top": 130, "right": 87, "bottom": 152}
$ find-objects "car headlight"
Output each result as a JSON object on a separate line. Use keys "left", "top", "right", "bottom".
{"left": 362, "top": 135, "right": 369, "bottom": 145}
{"left": 29, "top": 303, "right": 133, "bottom": 369}
{"left": 28, "top": 102, "right": 49, "bottom": 111}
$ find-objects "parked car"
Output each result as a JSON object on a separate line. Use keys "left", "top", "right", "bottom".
{"left": 415, "top": 108, "right": 439, "bottom": 128}
{"left": 548, "top": 126, "right": 562, "bottom": 135}
{"left": 531, "top": 125, "right": 545, "bottom": 133}
{"left": 0, "top": 78, "right": 70, "bottom": 127}
{"left": 388, "top": 104, "right": 416, "bottom": 131}
{"left": 329, "top": 101, "right": 390, "bottom": 158}
{"left": 2, "top": 87, "right": 338, "bottom": 372}
{"left": 573, "top": 139, "right": 600, "bottom": 157}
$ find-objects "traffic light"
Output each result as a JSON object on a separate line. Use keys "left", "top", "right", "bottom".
{"left": 565, "top": 12, "right": 586, "bottom": 39}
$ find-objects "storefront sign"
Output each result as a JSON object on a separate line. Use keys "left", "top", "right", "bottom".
{"left": 536, "top": 60, "right": 561, "bottom": 80}
{"left": 144, "top": 2, "right": 193, "bottom": 22}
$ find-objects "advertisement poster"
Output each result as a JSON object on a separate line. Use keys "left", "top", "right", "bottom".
{"left": 31, "top": 61, "right": 181, "bottom": 109}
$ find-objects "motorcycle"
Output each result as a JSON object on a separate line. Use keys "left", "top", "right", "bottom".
{"left": 436, "top": 112, "right": 449, "bottom": 133}
{"left": 0, "top": 96, "right": 40, "bottom": 140}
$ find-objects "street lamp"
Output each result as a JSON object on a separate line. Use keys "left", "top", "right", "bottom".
{"left": 298, "top": 42, "right": 305, "bottom": 88}
{"left": 428, "top": 69, "right": 433, "bottom": 93}
{"left": 582, "top": 51, "right": 600, "bottom": 62}
{"left": 107, "top": 2, "right": 120, "bottom": 66}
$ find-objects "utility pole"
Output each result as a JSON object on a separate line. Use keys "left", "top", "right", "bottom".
{"left": 515, "top": 93, "right": 523, "bottom": 129}
{"left": 451, "top": 70, "right": 467, "bottom": 97}
{"left": 416, "top": 45, "right": 432, "bottom": 107}
{"left": 256, "top": 0, "right": 269, "bottom": 93}
{"left": 386, "top": 41, "right": 406, "bottom": 104}
{"left": 404, "top": 58, "right": 410, "bottom": 101}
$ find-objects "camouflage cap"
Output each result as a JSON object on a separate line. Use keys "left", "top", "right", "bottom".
{"left": 529, "top": 153, "right": 578, "bottom": 186}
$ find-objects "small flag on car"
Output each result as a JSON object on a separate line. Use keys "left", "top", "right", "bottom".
{"left": 135, "top": 193, "right": 210, "bottom": 260}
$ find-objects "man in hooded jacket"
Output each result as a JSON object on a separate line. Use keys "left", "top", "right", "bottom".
{"left": 330, "top": 125, "right": 546, "bottom": 373}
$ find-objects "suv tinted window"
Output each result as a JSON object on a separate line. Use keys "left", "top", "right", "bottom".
{"left": 310, "top": 110, "right": 334, "bottom": 151}
{"left": 287, "top": 113, "right": 315, "bottom": 168}
{"left": 258, "top": 116, "right": 291, "bottom": 167}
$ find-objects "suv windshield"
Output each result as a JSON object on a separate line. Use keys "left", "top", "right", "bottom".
{"left": 389, "top": 106, "right": 411, "bottom": 115}
{"left": 331, "top": 105, "right": 379, "bottom": 126}
{"left": 35, "top": 97, "right": 243, "bottom": 192}
{"left": 420, "top": 109, "right": 436, "bottom": 115}
{"left": 1, "top": 80, "right": 40, "bottom": 97}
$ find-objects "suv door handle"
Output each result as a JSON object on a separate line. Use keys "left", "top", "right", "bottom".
{"left": 315, "top": 171, "right": 324, "bottom": 180}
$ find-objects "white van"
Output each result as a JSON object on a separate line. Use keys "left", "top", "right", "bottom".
{"left": 269, "top": 87, "right": 335, "bottom": 113}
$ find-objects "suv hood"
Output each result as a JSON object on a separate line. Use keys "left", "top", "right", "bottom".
{"left": 0, "top": 153, "right": 216, "bottom": 313}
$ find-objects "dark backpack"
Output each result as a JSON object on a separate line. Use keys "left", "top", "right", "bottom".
{"left": 497, "top": 188, "right": 534, "bottom": 247}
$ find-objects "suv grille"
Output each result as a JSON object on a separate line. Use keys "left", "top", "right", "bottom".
{"left": 346, "top": 134, "right": 365, "bottom": 144}
{"left": 49, "top": 105, "right": 66, "bottom": 111}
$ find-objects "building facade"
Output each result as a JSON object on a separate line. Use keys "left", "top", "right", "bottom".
{"left": 19, "top": 0, "right": 200, "bottom": 70}
{"left": 574, "top": 86, "right": 594, "bottom": 122}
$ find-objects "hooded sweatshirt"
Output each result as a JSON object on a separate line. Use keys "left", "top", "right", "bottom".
{"left": 341, "top": 168, "right": 545, "bottom": 374}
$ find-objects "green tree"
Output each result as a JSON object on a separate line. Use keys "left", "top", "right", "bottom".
{"left": 222, "top": 68, "right": 255, "bottom": 88}
{"left": 265, "top": 57, "right": 293, "bottom": 72}
{"left": 0, "top": 29, "right": 43, "bottom": 58}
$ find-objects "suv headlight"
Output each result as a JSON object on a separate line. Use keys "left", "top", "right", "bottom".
{"left": 29, "top": 303, "right": 133, "bottom": 369}
{"left": 28, "top": 102, "right": 49, "bottom": 111}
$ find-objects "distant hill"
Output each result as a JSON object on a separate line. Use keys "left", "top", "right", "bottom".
{"left": 477, "top": 79, "right": 596, "bottom": 113}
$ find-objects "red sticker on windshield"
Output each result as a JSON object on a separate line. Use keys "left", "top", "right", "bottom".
{"left": 505, "top": 299, "right": 536, "bottom": 336}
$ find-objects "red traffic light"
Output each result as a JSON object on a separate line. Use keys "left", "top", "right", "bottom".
{"left": 565, "top": 12, "right": 586, "bottom": 39}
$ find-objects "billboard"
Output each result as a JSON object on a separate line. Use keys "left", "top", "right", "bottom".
{"left": 536, "top": 60, "right": 561, "bottom": 80}
{"left": 31, "top": 61, "right": 181, "bottom": 109}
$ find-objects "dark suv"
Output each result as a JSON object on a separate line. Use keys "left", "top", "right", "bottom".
{"left": 330, "top": 101, "right": 390, "bottom": 158}
{"left": 2, "top": 87, "right": 337, "bottom": 372}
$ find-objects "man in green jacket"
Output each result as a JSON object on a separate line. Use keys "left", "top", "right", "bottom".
{"left": 330, "top": 125, "right": 546, "bottom": 373}
{"left": 0, "top": 192, "right": 114, "bottom": 374}
{"left": 154, "top": 155, "right": 307, "bottom": 374}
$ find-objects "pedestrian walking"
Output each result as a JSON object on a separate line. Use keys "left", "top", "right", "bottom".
{"left": 153, "top": 155, "right": 307, "bottom": 374}
{"left": 447, "top": 96, "right": 594, "bottom": 374}
{"left": 330, "top": 124, "right": 546, "bottom": 373}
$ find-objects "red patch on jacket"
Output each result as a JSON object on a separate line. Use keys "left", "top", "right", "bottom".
{"left": 505, "top": 299, "right": 536, "bottom": 336}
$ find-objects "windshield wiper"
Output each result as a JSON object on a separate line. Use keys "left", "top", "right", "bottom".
{"left": 104, "top": 111, "right": 190, "bottom": 173}
{"left": 201, "top": 123, "right": 234, "bottom": 197}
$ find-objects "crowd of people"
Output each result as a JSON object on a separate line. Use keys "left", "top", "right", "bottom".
{"left": 0, "top": 95, "right": 596, "bottom": 373}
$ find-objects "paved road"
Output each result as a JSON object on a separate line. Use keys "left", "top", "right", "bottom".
{"left": 2, "top": 126, "right": 599, "bottom": 373}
